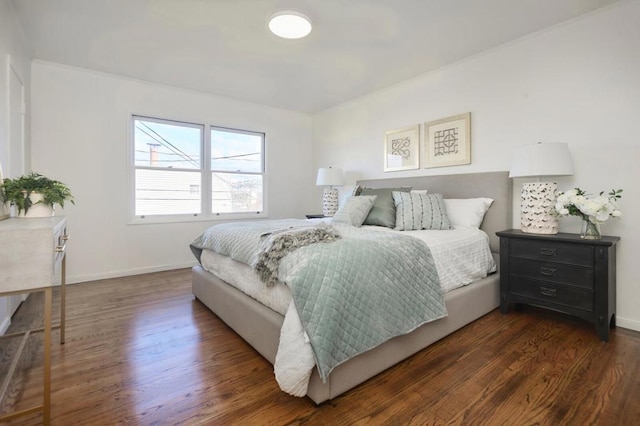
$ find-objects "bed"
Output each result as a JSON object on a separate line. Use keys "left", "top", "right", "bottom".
{"left": 192, "top": 171, "right": 511, "bottom": 404}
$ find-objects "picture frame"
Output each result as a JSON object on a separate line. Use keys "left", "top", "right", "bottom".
{"left": 383, "top": 125, "right": 420, "bottom": 172}
{"left": 0, "top": 161, "right": 8, "bottom": 221}
{"left": 424, "top": 112, "right": 471, "bottom": 168}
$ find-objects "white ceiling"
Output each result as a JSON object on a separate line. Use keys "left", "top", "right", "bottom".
{"left": 11, "top": 0, "right": 618, "bottom": 113}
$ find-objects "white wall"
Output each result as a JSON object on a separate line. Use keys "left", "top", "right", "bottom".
{"left": 31, "top": 62, "right": 314, "bottom": 283}
{"left": 0, "top": 0, "right": 31, "bottom": 175}
{"left": 312, "top": 1, "right": 640, "bottom": 331}
{"left": 0, "top": 0, "right": 32, "bottom": 334}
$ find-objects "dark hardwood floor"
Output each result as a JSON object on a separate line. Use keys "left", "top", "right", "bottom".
{"left": 1, "top": 268, "right": 639, "bottom": 425}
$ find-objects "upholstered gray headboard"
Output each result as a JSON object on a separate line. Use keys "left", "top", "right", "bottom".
{"left": 356, "top": 171, "right": 511, "bottom": 253}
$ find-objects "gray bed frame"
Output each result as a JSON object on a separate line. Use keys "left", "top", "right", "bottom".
{"left": 192, "top": 171, "right": 511, "bottom": 404}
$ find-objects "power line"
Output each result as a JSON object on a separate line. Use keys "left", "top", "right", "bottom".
{"left": 211, "top": 152, "right": 260, "bottom": 161}
{"left": 135, "top": 148, "right": 259, "bottom": 163}
{"left": 136, "top": 122, "right": 200, "bottom": 167}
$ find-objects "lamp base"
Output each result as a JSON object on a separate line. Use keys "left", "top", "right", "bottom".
{"left": 322, "top": 188, "right": 339, "bottom": 217}
{"left": 520, "top": 182, "right": 559, "bottom": 234}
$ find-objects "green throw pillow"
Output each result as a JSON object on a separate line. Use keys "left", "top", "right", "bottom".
{"left": 359, "top": 187, "right": 411, "bottom": 228}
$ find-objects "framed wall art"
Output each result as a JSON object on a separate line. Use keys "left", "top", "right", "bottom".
{"left": 383, "top": 125, "right": 420, "bottom": 172}
{"left": 424, "top": 112, "right": 471, "bottom": 168}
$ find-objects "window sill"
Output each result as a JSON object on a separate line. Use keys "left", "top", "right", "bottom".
{"left": 128, "top": 212, "right": 268, "bottom": 225}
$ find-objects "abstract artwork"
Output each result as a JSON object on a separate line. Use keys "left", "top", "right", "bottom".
{"left": 424, "top": 113, "right": 471, "bottom": 168}
{"left": 384, "top": 125, "right": 420, "bottom": 172}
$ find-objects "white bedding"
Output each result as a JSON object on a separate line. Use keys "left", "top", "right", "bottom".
{"left": 199, "top": 225, "right": 496, "bottom": 396}
{"left": 200, "top": 225, "right": 495, "bottom": 311}
{"left": 377, "top": 226, "right": 497, "bottom": 293}
{"left": 200, "top": 249, "right": 291, "bottom": 315}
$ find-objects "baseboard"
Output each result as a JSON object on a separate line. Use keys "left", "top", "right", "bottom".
{"left": 68, "top": 261, "right": 198, "bottom": 284}
{"left": 616, "top": 316, "right": 640, "bottom": 333}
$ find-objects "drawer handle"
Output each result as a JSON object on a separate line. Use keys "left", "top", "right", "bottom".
{"left": 56, "top": 243, "right": 67, "bottom": 253}
{"left": 540, "top": 267, "right": 557, "bottom": 277}
{"left": 539, "top": 247, "right": 556, "bottom": 256}
{"left": 62, "top": 234, "right": 70, "bottom": 241}
{"left": 540, "top": 286, "right": 557, "bottom": 297}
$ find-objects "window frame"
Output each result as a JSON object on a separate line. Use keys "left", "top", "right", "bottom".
{"left": 210, "top": 125, "right": 266, "bottom": 215}
{"left": 129, "top": 115, "right": 267, "bottom": 224}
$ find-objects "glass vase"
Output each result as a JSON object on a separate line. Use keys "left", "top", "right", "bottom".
{"left": 580, "top": 217, "right": 601, "bottom": 240}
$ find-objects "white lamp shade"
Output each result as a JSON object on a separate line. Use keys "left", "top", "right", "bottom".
{"left": 316, "top": 167, "right": 343, "bottom": 186}
{"left": 509, "top": 143, "right": 574, "bottom": 178}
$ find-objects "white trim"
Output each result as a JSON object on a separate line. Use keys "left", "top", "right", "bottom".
{"left": 127, "top": 210, "right": 268, "bottom": 225}
{"left": 7, "top": 54, "right": 26, "bottom": 177}
{"left": 33, "top": 59, "right": 299, "bottom": 115}
{"left": 202, "top": 121, "right": 211, "bottom": 215}
{"left": 67, "top": 262, "right": 198, "bottom": 285}
{"left": 616, "top": 316, "right": 640, "bottom": 333}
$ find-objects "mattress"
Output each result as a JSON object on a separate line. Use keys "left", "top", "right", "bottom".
{"left": 199, "top": 225, "right": 496, "bottom": 315}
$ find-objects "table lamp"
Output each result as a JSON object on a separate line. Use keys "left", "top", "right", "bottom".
{"left": 316, "top": 167, "right": 343, "bottom": 216}
{"left": 509, "top": 142, "right": 574, "bottom": 234}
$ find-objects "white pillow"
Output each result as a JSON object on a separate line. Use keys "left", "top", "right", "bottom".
{"left": 444, "top": 198, "right": 494, "bottom": 228}
{"left": 332, "top": 195, "right": 377, "bottom": 227}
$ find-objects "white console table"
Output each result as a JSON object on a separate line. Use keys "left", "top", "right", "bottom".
{"left": 0, "top": 216, "right": 68, "bottom": 425}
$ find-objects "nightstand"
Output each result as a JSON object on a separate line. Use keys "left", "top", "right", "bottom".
{"left": 305, "top": 214, "right": 327, "bottom": 219}
{"left": 496, "top": 229, "right": 619, "bottom": 341}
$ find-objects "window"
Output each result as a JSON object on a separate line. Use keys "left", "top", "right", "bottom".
{"left": 211, "top": 127, "right": 264, "bottom": 214}
{"left": 132, "top": 116, "right": 265, "bottom": 221}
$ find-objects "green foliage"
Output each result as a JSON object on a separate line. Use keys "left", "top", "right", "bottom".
{"left": 564, "top": 187, "right": 587, "bottom": 217}
{"left": 608, "top": 189, "right": 623, "bottom": 200}
{"left": 0, "top": 172, "right": 75, "bottom": 215}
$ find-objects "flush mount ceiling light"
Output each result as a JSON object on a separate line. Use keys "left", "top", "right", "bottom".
{"left": 268, "top": 11, "right": 312, "bottom": 39}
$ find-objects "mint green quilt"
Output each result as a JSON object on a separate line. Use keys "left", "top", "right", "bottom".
{"left": 190, "top": 220, "right": 447, "bottom": 382}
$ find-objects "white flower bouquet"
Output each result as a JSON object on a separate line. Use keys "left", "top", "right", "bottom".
{"left": 554, "top": 188, "right": 623, "bottom": 223}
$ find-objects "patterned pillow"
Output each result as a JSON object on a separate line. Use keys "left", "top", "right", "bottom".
{"left": 359, "top": 187, "right": 411, "bottom": 228}
{"left": 392, "top": 192, "right": 452, "bottom": 231}
{"left": 332, "top": 195, "right": 377, "bottom": 227}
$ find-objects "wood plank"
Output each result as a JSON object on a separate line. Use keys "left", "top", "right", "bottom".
{"left": 2, "top": 268, "right": 639, "bottom": 425}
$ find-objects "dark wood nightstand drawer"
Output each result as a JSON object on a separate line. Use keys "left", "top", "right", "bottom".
{"left": 497, "top": 229, "right": 619, "bottom": 341}
{"left": 509, "top": 257, "right": 593, "bottom": 289}
{"left": 510, "top": 278, "right": 594, "bottom": 312}
{"left": 510, "top": 239, "right": 593, "bottom": 266}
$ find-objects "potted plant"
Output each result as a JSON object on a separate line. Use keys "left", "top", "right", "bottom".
{"left": 0, "top": 172, "right": 75, "bottom": 217}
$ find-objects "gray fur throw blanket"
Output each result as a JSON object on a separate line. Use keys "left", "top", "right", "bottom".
{"left": 252, "top": 224, "right": 340, "bottom": 287}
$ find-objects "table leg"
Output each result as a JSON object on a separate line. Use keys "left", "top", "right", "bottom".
{"left": 60, "top": 255, "right": 66, "bottom": 344}
{"left": 44, "top": 287, "right": 52, "bottom": 425}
